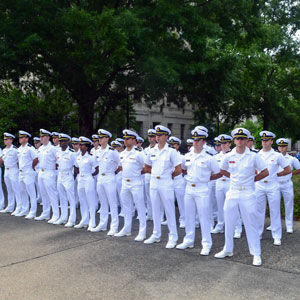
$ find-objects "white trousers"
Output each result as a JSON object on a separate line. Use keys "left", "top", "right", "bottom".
{"left": 215, "top": 180, "right": 230, "bottom": 230}
{"left": 279, "top": 180, "right": 294, "bottom": 230}
{"left": 4, "top": 167, "right": 22, "bottom": 211}
{"left": 38, "top": 170, "right": 59, "bottom": 219}
{"left": 19, "top": 171, "right": 36, "bottom": 214}
{"left": 224, "top": 188, "right": 261, "bottom": 256}
{"left": 183, "top": 184, "right": 212, "bottom": 248}
{"left": 256, "top": 184, "right": 282, "bottom": 239}
{"left": 57, "top": 172, "right": 75, "bottom": 223}
{"left": 97, "top": 176, "right": 119, "bottom": 231}
{"left": 78, "top": 175, "right": 96, "bottom": 227}
{"left": 174, "top": 178, "right": 185, "bottom": 226}
{"left": 121, "top": 179, "right": 146, "bottom": 235}
{"left": 144, "top": 177, "right": 152, "bottom": 218}
{"left": 150, "top": 179, "right": 178, "bottom": 242}
{"left": 0, "top": 170, "right": 4, "bottom": 209}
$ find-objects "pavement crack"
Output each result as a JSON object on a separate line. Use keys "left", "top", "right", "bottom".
{"left": 0, "top": 235, "right": 111, "bottom": 269}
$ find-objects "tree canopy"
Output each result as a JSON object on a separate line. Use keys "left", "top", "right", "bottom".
{"left": 0, "top": 1, "right": 300, "bottom": 138}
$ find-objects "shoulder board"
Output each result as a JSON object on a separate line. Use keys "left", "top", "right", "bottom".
{"left": 275, "top": 149, "right": 280, "bottom": 153}
{"left": 69, "top": 148, "right": 74, "bottom": 152}
{"left": 89, "top": 153, "right": 93, "bottom": 156}
{"left": 109, "top": 146, "right": 114, "bottom": 150}
{"left": 13, "top": 145, "right": 17, "bottom": 149}
{"left": 250, "top": 149, "right": 258, "bottom": 153}
{"left": 28, "top": 144, "right": 33, "bottom": 147}
{"left": 226, "top": 149, "right": 232, "bottom": 153}
{"left": 136, "top": 148, "right": 142, "bottom": 152}
{"left": 206, "top": 151, "right": 213, "bottom": 156}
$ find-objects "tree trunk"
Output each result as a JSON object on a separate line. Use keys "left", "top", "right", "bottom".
{"left": 77, "top": 99, "right": 95, "bottom": 137}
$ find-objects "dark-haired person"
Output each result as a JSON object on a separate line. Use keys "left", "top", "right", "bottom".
{"left": 74, "top": 137, "right": 98, "bottom": 230}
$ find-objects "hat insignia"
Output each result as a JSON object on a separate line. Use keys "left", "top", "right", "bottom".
{"left": 263, "top": 133, "right": 266, "bottom": 137}
{"left": 238, "top": 129, "right": 243, "bottom": 134}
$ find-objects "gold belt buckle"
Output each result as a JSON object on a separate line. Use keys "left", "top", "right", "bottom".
{"left": 101, "top": 173, "right": 105, "bottom": 176}
{"left": 156, "top": 176, "right": 160, "bottom": 179}
{"left": 191, "top": 184, "right": 196, "bottom": 187}
{"left": 41, "top": 169, "right": 45, "bottom": 172}
{"left": 20, "top": 169, "right": 22, "bottom": 172}
{"left": 263, "top": 180, "right": 268, "bottom": 183}
{"left": 222, "top": 179, "right": 226, "bottom": 181}
{"left": 6, "top": 168, "right": 9, "bottom": 170}
{"left": 126, "top": 179, "right": 130, "bottom": 182}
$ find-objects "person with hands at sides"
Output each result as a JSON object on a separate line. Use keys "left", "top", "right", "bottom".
{"left": 90, "top": 129, "right": 120, "bottom": 236}
{"left": 55, "top": 134, "right": 77, "bottom": 227}
{"left": 256, "top": 131, "right": 291, "bottom": 246}
{"left": 17, "top": 130, "right": 38, "bottom": 218}
{"left": 214, "top": 128, "right": 269, "bottom": 267}
{"left": 176, "top": 129, "right": 221, "bottom": 256}
{"left": 275, "top": 138, "right": 300, "bottom": 234}
{"left": 143, "top": 125, "right": 182, "bottom": 249}
{"left": 74, "top": 137, "right": 98, "bottom": 230}
{"left": 35, "top": 129, "right": 59, "bottom": 222}
{"left": 114, "top": 129, "right": 147, "bottom": 241}
{"left": 0, "top": 133, "right": 22, "bottom": 214}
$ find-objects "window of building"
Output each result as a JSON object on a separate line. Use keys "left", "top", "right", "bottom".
{"left": 153, "top": 122, "right": 159, "bottom": 129}
{"left": 137, "top": 121, "right": 143, "bottom": 137}
{"left": 167, "top": 123, "right": 173, "bottom": 132}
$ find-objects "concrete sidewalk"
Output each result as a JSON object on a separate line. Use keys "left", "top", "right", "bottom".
{"left": 0, "top": 210, "right": 299, "bottom": 300}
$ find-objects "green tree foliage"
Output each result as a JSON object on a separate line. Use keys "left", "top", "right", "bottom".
{"left": 0, "top": 1, "right": 300, "bottom": 138}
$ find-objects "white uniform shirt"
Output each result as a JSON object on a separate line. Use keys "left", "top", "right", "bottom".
{"left": 38, "top": 143, "right": 57, "bottom": 170}
{"left": 90, "top": 146, "right": 100, "bottom": 156}
{"left": 215, "top": 150, "right": 230, "bottom": 182}
{"left": 120, "top": 148, "right": 145, "bottom": 179}
{"left": 145, "top": 143, "right": 182, "bottom": 179}
{"left": 96, "top": 146, "right": 120, "bottom": 175}
{"left": 144, "top": 145, "right": 155, "bottom": 182}
{"left": 75, "top": 152, "right": 98, "bottom": 175}
{"left": 221, "top": 147, "right": 266, "bottom": 189}
{"left": 278, "top": 153, "right": 300, "bottom": 181}
{"left": 183, "top": 149, "right": 220, "bottom": 184}
{"left": 18, "top": 143, "right": 38, "bottom": 171}
{"left": 57, "top": 148, "right": 76, "bottom": 172}
{"left": 173, "top": 152, "right": 185, "bottom": 184}
{"left": 2, "top": 146, "right": 19, "bottom": 168}
{"left": 257, "top": 148, "right": 288, "bottom": 185}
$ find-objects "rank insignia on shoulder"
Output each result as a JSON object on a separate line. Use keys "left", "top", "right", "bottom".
{"left": 109, "top": 146, "right": 114, "bottom": 150}
{"left": 206, "top": 151, "right": 213, "bottom": 156}
{"left": 28, "top": 144, "right": 33, "bottom": 147}
{"left": 250, "top": 149, "right": 258, "bottom": 153}
{"left": 69, "top": 148, "right": 74, "bottom": 152}
{"left": 151, "top": 155, "right": 156, "bottom": 157}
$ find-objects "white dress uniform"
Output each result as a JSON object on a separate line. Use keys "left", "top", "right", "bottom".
{"left": 256, "top": 132, "right": 288, "bottom": 242}
{"left": 168, "top": 136, "right": 186, "bottom": 228}
{"left": 144, "top": 143, "right": 154, "bottom": 220}
{"left": 144, "top": 125, "right": 182, "bottom": 248}
{"left": 214, "top": 149, "right": 231, "bottom": 232}
{"left": 75, "top": 138, "right": 98, "bottom": 229}
{"left": 2, "top": 134, "right": 22, "bottom": 213}
{"left": 217, "top": 128, "right": 266, "bottom": 260}
{"left": 18, "top": 132, "right": 38, "bottom": 217}
{"left": 115, "top": 130, "right": 146, "bottom": 240}
{"left": 0, "top": 148, "right": 6, "bottom": 210}
{"left": 36, "top": 131, "right": 60, "bottom": 222}
{"left": 56, "top": 135, "right": 77, "bottom": 226}
{"left": 276, "top": 138, "right": 300, "bottom": 232}
{"left": 33, "top": 137, "right": 41, "bottom": 202}
{"left": 94, "top": 141, "right": 120, "bottom": 234}
{"left": 72, "top": 137, "right": 81, "bottom": 206}
{"left": 177, "top": 129, "right": 220, "bottom": 254}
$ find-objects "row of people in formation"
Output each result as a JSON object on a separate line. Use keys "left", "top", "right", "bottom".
{"left": 0, "top": 125, "right": 298, "bottom": 267}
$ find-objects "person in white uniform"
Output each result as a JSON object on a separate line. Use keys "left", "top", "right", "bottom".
{"left": 144, "top": 125, "right": 182, "bottom": 249}
{"left": 35, "top": 129, "right": 60, "bottom": 222}
{"left": 144, "top": 129, "right": 157, "bottom": 221}
{"left": 17, "top": 131, "right": 38, "bottom": 217}
{"left": 168, "top": 136, "right": 186, "bottom": 228}
{"left": 114, "top": 129, "right": 147, "bottom": 241}
{"left": 212, "top": 134, "right": 233, "bottom": 234}
{"left": 256, "top": 131, "right": 291, "bottom": 246}
{"left": 0, "top": 133, "right": 22, "bottom": 214}
{"left": 55, "top": 134, "right": 77, "bottom": 226}
{"left": 71, "top": 137, "right": 81, "bottom": 206}
{"left": 74, "top": 137, "right": 99, "bottom": 230}
{"left": 90, "top": 134, "right": 100, "bottom": 156}
{"left": 276, "top": 138, "right": 300, "bottom": 233}
{"left": 186, "top": 139, "right": 193, "bottom": 152}
{"left": 91, "top": 129, "right": 120, "bottom": 235}
{"left": 51, "top": 132, "right": 60, "bottom": 150}
{"left": 177, "top": 129, "right": 221, "bottom": 255}
{"left": 214, "top": 128, "right": 269, "bottom": 266}
{"left": 33, "top": 137, "right": 42, "bottom": 202}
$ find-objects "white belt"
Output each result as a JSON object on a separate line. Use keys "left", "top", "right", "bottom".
{"left": 122, "top": 177, "right": 141, "bottom": 182}
{"left": 279, "top": 179, "right": 291, "bottom": 184}
{"left": 151, "top": 175, "right": 172, "bottom": 180}
{"left": 99, "top": 173, "right": 115, "bottom": 177}
{"left": 40, "top": 168, "right": 56, "bottom": 172}
{"left": 59, "top": 170, "right": 73, "bottom": 176}
{"left": 79, "top": 173, "right": 92, "bottom": 177}
{"left": 231, "top": 185, "right": 253, "bottom": 191}
{"left": 5, "top": 166, "right": 18, "bottom": 171}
